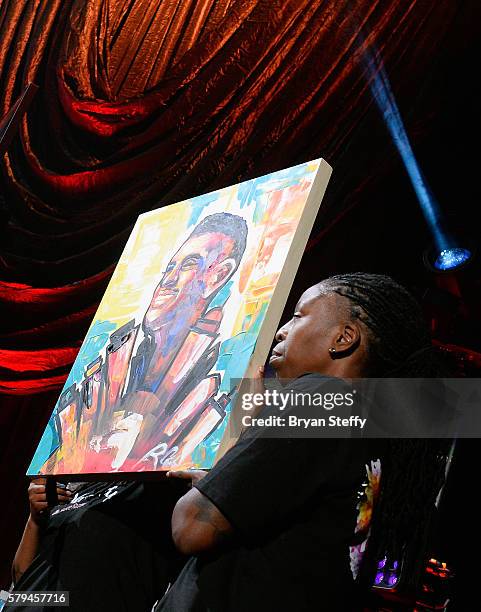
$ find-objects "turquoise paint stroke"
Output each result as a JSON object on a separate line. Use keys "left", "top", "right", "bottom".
{"left": 187, "top": 192, "right": 220, "bottom": 227}
{"left": 27, "top": 319, "right": 116, "bottom": 474}
{"left": 193, "top": 300, "right": 269, "bottom": 465}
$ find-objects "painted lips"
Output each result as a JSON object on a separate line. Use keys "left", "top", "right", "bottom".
{"left": 157, "top": 288, "right": 178, "bottom": 296}
{"left": 151, "top": 288, "right": 178, "bottom": 305}
{"left": 150, "top": 289, "right": 179, "bottom": 308}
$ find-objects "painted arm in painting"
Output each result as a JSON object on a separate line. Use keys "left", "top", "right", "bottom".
{"left": 12, "top": 479, "right": 72, "bottom": 584}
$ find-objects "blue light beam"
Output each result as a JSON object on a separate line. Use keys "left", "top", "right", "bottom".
{"left": 364, "top": 48, "right": 459, "bottom": 259}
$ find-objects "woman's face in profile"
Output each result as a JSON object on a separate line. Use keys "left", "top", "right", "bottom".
{"left": 270, "top": 287, "right": 339, "bottom": 379}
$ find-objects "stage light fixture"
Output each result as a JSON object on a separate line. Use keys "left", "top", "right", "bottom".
{"left": 424, "top": 240, "right": 475, "bottom": 273}
{"left": 433, "top": 247, "right": 472, "bottom": 271}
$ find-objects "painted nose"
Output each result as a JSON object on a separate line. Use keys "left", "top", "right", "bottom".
{"left": 163, "top": 265, "right": 180, "bottom": 287}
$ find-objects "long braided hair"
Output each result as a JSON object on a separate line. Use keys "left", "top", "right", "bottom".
{"left": 321, "top": 272, "right": 452, "bottom": 589}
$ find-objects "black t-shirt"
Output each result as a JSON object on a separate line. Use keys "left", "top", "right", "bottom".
{"left": 157, "top": 374, "right": 383, "bottom": 612}
{"left": 7, "top": 480, "right": 187, "bottom": 612}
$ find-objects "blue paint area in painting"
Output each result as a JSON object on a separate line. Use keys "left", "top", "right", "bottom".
{"left": 216, "top": 301, "right": 268, "bottom": 392}
{"left": 27, "top": 319, "right": 116, "bottom": 473}
{"left": 65, "top": 319, "right": 117, "bottom": 388}
{"left": 237, "top": 179, "right": 267, "bottom": 224}
{"left": 187, "top": 191, "right": 220, "bottom": 227}
{"left": 237, "top": 162, "right": 315, "bottom": 223}
{"left": 193, "top": 300, "right": 270, "bottom": 466}
{"left": 216, "top": 332, "right": 254, "bottom": 392}
{"left": 27, "top": 414, "right": 60, "bottom": 474}
{"left": 191, "top": 333, "right": 254, "bottom": 467}
{"left": 190, "top": 405, "right": 233, "bottom": 468}
{"left": 208, "top": 280, "right": 233, "bottom": 309}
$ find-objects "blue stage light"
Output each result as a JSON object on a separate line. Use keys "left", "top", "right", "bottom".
{"left": 363, "top": 46, "right": 472, "bottom": 271}
{"left": 434, "top": 247, "right": 472, "bottom": 271}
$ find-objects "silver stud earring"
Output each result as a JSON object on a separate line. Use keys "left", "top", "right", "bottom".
{"left": 328, "top": 347, "right": 336, "bottom": 354}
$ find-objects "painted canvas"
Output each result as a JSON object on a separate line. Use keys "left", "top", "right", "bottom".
{"left": 28, "top": 159, "right": 332, "bottom": 476}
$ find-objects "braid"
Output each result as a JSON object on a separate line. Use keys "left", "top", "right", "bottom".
{"left": 321, "top": 272, "right": 452, "bottom": 589}
{"left": 323, "top": 273, "right": 435, "bottom": 375}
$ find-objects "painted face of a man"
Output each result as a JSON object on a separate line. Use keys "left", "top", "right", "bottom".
{"left": 143, "top": 231, "right": 236, "bottom": 332}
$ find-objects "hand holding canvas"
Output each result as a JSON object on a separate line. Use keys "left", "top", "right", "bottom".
{"left": 245, "top": 366, "right": 266, "bottom": 417}
{"left": 28, "top": 478, "right": 72, "bottom": 525}
{"left": 12, "top": 479, "right": 72, "bottom": 585}
{"left": 166, "top": 470, "right": 208, "bottom": 488}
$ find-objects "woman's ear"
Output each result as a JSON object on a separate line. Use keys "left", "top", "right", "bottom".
{"left": 333, "top": 322, "right": 361, "bottom": 356}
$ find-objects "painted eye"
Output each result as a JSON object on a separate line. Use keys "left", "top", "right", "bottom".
{"left": 162, "top": 263, "right": 175, "bottom": 275}
{"left": 180, "top": 256, "right": 201, "bottom": 270}
{"left": 181, "top": 260, "right": 198, "bottom": 270}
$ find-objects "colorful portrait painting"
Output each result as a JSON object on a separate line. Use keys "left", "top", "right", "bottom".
{"left": 28, "top": 159, "right": 331, "bottom": 475}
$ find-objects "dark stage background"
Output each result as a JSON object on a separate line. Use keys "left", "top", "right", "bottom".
{"left": 1, "top": 0, "right": 480, "bottom": 604}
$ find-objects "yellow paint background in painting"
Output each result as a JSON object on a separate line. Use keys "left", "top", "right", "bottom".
{"left": 93, "top": 201, "right": 192, "bottom": 329}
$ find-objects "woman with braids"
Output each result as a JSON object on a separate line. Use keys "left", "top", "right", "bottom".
{"left": 155, "top": 272, "right": 450, "bottom": 611}
{"left": 317, "top": 273, "right": 452, "bottom": 595}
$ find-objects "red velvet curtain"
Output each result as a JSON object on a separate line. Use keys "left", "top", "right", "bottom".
{"left": 0, "top": 0, "right": 461, "bottom": 391}
{"left": 0, "top": 0, "right": 479, "bottom": 585}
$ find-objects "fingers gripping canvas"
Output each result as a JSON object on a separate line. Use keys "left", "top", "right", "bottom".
{"left": 28, "top": 159, "right": 331, "bottom": 475}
